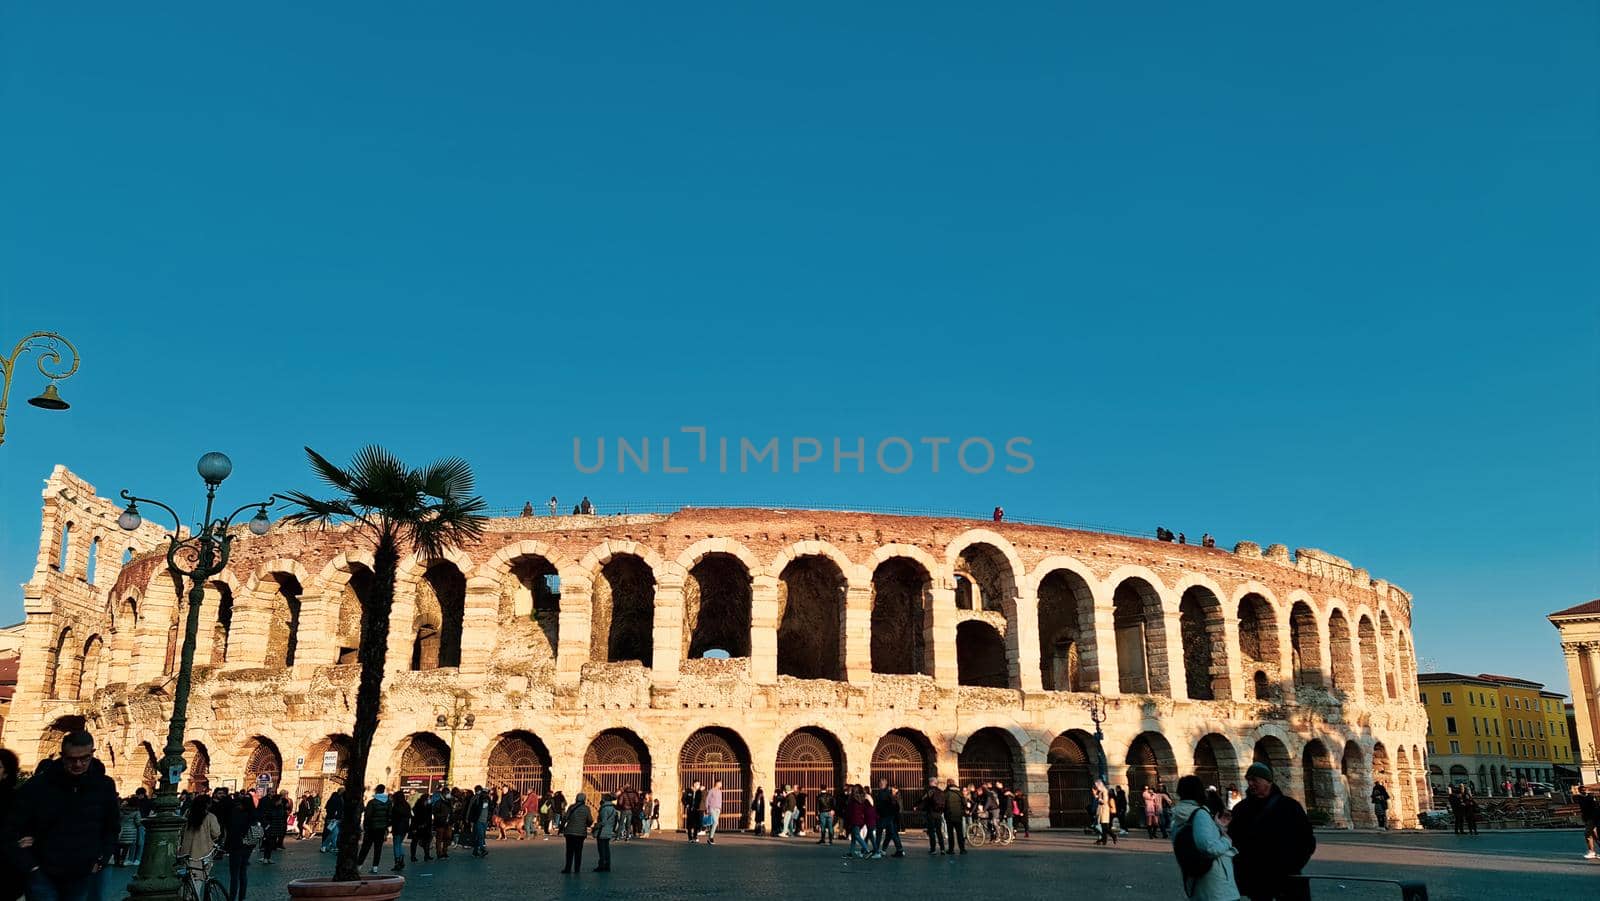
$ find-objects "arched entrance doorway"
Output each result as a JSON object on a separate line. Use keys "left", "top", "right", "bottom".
{"left": 1047, "top": 731, "right": 1096, "bottom": 827}
{"left": 243, "top": 737, "right": 283, "bottom": 793}
{"left": 488, "top": 731, "right": 553, "bottom": 797}
{"left": 1125, "top": 733, "right": 1177, "bottom": 827}
{"left": 397, "top": 733, "right": 450, "bottom": 794}
{"left": 184, "top": 741, "right": 211, "bottom": 794}
{"left": 1302, "top": 740, "right": 1339, "bottom": 824}
{"left": 1194, "top": 734, "right": 1239, "bottom": 795}
{"left": 679, "top": 728, "right": 751, "bottom": 832}
{"left": 583, "top": 729, "right": 651, "bottom": 805}
{"left": 871, "top": 730, "right": 935, "bottom": 827}
{"left": 300, "top": 735, "right": 352, "bottom": 801}
{"left": 774, "top": 728, "right": 845, "bottom": 834}
{"left": 959, "top": 728, "right": 1023, "bottom": 789}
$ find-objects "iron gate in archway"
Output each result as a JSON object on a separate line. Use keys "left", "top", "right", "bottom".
{"left": 679, "top": 729, "right": 748, "bottom": 831}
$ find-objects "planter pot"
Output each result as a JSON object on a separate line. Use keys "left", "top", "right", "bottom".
{"left": 287, "top": 875, "right": 405, "bottom": 901}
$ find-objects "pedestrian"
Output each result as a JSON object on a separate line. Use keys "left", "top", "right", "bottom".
{"left": 770, "top": 786, "right": 786, "bottom": 836}
{"left": 1159, "top": 782, "right": 1175, "bottom": 838}
{"left": 843, "top": 789, "right": 871, "bottom": 858}
{"left": 357, "top": 784, "right": 392, "bottom": 875}
{"left": 1093, "top": 780, "right": 1117, "bottom": 846}
{"left": 682, "top": 780, "right": 702, "bottom": 843}
{"left": 559, "top": 793, "right": 593, "bottom": 874}
{"left": 470, "top": 786, "right": 492, "bottom": 857}
{"left": 547, "top": 496, "right": 558, "bottom": 516}
{"left": 791, "top": 787, "right": 807, "bottom": 836}
{"left": 410, "top": 790, "right": 434, "bottom": 861}
{"left": 1013, "top": 788, "right": 1030, "bottom": 838}
{"left": 1448, "top": 785, "right": 1464, "bottom": 835}
{"left": 320, "top": 789, "right": 344, "bottom": 853}
{"left": 814, "top": 787, "right": 834, "bottom": 845}
{"left": 130, "top": 787, "right": 152, "bottom": 866}
{"left": 920, "top": 778, "right": 947, "bottom": 854}
{"left": 1170, "top": 774, "right": 1240, "bottom": 901}
{"left": 116, "top": 797, "right": 139, "bottom": 865}
{"left": 579, "top": 496, "right": 594, "bottom": 515}
{"left": 750, "top": 787, "right": 766, "bottom": 836}
{"left": 521, "top": 501, "right": 534, "bottom": 517}
{"left": 992, "top": 506, "right": 1004, "bottom": 522}
{"left": 520, "top": 790, "right": 539, "bottom": 842}
{"left": 0, "top": 748, "right": 22, "bottom": 901}
{"left": 1226, "top": 785, "right": 1242, "bottom": 811}
{"left": 2, "top": 731, "right": 119, "bottom": 901}
{"left": 177, "top": 794, "right": 223, "bottom": 899}
{"left": 222, "top": 791, "right": 259, "bottom": 901}
{"left": 703, "top": 781, "right": 723, "bottom": 844}
{"left": 1178, "top": 532, "right": 1187, "bottom": 544}
{"left": 389, "top": 789, "right": 411, "bottom": 872}
{"left": 431, "top": 790, "right": 453, "bottom": 859}
{"left": 1144, "top": 785, "right": 1161, "bottom": 838}
{"left": 873, "top": 779, "right": 904, "bottom": 857}
{"left": 1576, "top": 786, "right": 1599, "bottom": 859}
{"left": 942, "top": 780, "right": 967, "bottom": 855}
{"left": 1228, "top": 763, "right": 1315, "bottom": 901}
{"left": 593, "top": 794, "right": 619, "bottom": 872}
{"left": 646, "top": 794, "right": 660, "bottom": 836}
{"left": 1463, "top": 785, "right": 1479, "bottom": 837}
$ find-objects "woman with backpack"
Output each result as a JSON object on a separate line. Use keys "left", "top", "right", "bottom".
{"left": 223, "top": 792, "right": 259, "bottom": 901}
{"left": 1093, "top": 780, "right": 1117, "bottom": 846}
{"left": 1170, "top": 775, "right": 1238, "bottom": 900}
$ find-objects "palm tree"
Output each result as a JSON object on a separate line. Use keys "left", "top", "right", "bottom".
{"left": 281, "top": 446, "right": 486, "bottom": 882}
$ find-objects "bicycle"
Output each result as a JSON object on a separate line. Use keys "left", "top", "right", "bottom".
{"left": 176, "top": 844, "right": 230, "bottom": 901}
{"left": 964, "top": 821, "right": 988, "bottom": 847}
{"left": 993, "top": 821, "right": 1016, "bottom": 845}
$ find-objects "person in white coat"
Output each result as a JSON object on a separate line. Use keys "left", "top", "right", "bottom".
{"left": 1171, "top": 775, "right": 1239, "bottom": 901}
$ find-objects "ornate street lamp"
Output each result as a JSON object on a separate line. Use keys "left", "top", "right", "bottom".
{"left": 0, "top": 330, "right": 80, "bottom": 446}
{"left": 436, "top": 695, "right": 475, "bottom": 789}
{"left": 120, "top": 453, "right": 278, "bottom": 901}
{"left": 1081, "top": 695, "right": 1110, "bottom": 784}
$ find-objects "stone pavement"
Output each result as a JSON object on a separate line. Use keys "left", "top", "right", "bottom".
{"left": 98, "top": 829, "right": 1598, "bottom": 900}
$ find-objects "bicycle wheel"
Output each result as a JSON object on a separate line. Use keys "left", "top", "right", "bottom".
{"left": 175, "top": 876, "right": 196, "bottom": 901}
{"left": 965, "top": 822, "right": 987, "bottom": 847}
{"left": 998, "top": 823, "right": 1015, "bottom": 845}
{"left": 205, "top": 879, "right": 231, "bottom": 901}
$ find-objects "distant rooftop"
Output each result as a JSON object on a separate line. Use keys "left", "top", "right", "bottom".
{"left": 1550, "top": 598, "right": 1600, "bottom": 618}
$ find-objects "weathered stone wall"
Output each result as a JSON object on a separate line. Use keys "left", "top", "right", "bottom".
{"left": 9, "top": 468, "right": 1430, "bottom": 830}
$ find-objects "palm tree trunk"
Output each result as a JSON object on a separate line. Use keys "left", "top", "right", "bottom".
{"left": 334, "top": 531, "right": 399, "bottom": 881}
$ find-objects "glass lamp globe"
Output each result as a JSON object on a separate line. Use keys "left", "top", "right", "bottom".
{"left": 196, "top": 452, "right": 233, "bottom": 484}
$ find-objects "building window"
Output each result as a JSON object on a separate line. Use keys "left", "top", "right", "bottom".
{"left": 1420, "top": 691, "right": 1428, "bottom": 704}
{"left": 1442, "top": 691, "right": 1454, "bottom": 705}
{"left": 1446, "top": 717, "right": 1458, "bottom": 735}
{"left": 1449, "top": 741, "right": 1460, "bottom": 754}
{"left": 1427, "top": 741, "right": 1436, "bottom": 754}
{"left": 1469, "top": 694, "right": 1475, "bottom": 706}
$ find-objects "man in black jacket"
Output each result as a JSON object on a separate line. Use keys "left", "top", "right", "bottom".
{"left": 3, "top": 730, "right": 119, "bottom": 901}
{"left": 941, "top": 780, "right": 966, "bottom": 855}
{"left": 1229, "top": 763, "right": 1316, "bottom": 901}
{"left": 872, "top": 779, "right": 904, "bottom": 857}
{"left": 919, "top": 778, "right": 947, "bottom": 853}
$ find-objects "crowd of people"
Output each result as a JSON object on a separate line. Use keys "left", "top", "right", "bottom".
{"left": 1155, "top": 526, "right": 1216, "bottom": 548}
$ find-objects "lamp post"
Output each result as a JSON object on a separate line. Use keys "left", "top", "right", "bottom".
{"left": 120, "top": 453, "right": 277, "bottom": 901}
{"left": 0, "top": 330, "right": 80, "bottom": 446}
{"left": 1081, "top": 695, "right": 1110, "bottom": 784}
{"left": 1588, "top": 743, "right": 1597, "bottom": 785}
{"left": 436, "top": 695, "right": 475, "bottom": 790}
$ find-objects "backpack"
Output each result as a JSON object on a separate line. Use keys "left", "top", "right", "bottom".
{"left": 1172, "top": 811, "right": 1215, "bottom": 882}
{"left": 244, "top": 821, "right": 266, "bottom": 848}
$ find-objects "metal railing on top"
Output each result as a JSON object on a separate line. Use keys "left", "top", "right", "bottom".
{"left": 485, "top": 500, "right": 1153, "bottom": 539}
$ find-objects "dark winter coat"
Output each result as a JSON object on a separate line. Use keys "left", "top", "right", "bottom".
{"left": 1228, "top": 785, "right": 1316, "bottom": 899}
{"left": 363, "top": 795, "right": 392, "bottom": 834}
{"left": 221, "top": 797, "right": 259, "bottom": 853}
{"left": 1, "top": 758, "right": 120, "bottom": 879}
{"left": 390, "top": 795, "right": 411, "bottom": 836}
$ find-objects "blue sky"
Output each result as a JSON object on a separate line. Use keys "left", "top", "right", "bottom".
{"left": 2, "top": 2, "right": 1595, "bottom": 693}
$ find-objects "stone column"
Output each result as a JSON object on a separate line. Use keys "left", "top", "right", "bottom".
{"left": 1012, "top": 585, "right": 1043, "bottom": 693}
{"left": 554, "top": 578, "right": 592, "bottom": 689}
{"left": 1222, "top": 613, "right": 1246, "bottom": 702}
{"left": 1159, "top": 609, "right": 1187, "bottom": 700}
{"left": 843, "top": 584, "right": 872, "bottom": 686}
{"left": 1023, "top": 756, "right": 1051, "bottom": 832}
{"left": 650, "top": 753, "right": 678, "bottom": 830}
{"left": 1275, "top": 620, "right": 1297, "bottom": 705}
{"left": 750, "top": 576, "right": 779, "bottom": 684}
{"left": 1091, "top": 599, "right": 1121, "bottom": 697}
{"left": 456, "top": 577, "right": 500, "bottom": 681}
{"left": 929, "top": 583, "right": 958, "bottom": 689}
{"left": 652, "top": 575, "right": 685, "bottom": 690}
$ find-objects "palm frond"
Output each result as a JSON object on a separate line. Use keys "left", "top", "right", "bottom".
{"left": 304, "top": 447, "right": 356, "bottom": 492}
{"left": 418, "top": 457, "right": 474, "bottom": 499}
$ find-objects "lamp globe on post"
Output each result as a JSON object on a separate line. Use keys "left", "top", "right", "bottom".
{"left": 197, "top": 451, "right": 233, "bottom": 485}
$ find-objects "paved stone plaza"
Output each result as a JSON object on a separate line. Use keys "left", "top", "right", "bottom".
{"left": 98, "top": 829, "right": 1597, "bottom": 900}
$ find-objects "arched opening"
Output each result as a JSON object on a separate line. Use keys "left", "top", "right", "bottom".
{"left": 869, "top": 558, "right": 931, "bottom": 675}
{"left": 488, "top": 731, "right": 554, "bottom": 796}
{"left": 1371, "top": 742, "right": 1393, "bottom": 827}
{"left": 122, "top": 548, "right": 134, "bottom": 566}
{"left": 1047, "top": 730, "right": 1098, "bottom": 827}
{"left": 955, "top": 543, "right": 1015, "bottom": 614}
{"left": 871, "top": 729, "right": 936, "bottom": 827}
{"left": 591, "top": 555, "right": 655, "bottom": 666}
{"left": 1125, "top": 733, "right": 1178, "bottom": 825}
{"left": 1397, "top": 631, "right": 1414, "bottom": 702}
{"left": 1252, "top": 736, "right": 1292, "bottom": 781}
{"left": 77, "top": 635, "right": 103, "bottom": 701}
{"left": 774, "top": 727, "right": 845, "bottom": 833}
{"left": 954, "top": 575, "right": 976, "bottom": 611}
{"left": 679, "top": 727, "right": 750, "bottom": 832}
{"left": 261, "top": 572, "right": 303, "bottom": 667}
{"left": 1341, "top": 741, "right": 1369, "bottom": 828}
{"left": 583, "top": 729, "right": 651, "bottom": 801}
{"left": 955, "top": 620, "right": 1009, "bottom": 687}
{"left": 1379, "top": 612, "right": 1397, "bottom": 699}
{"left": 777, "top": 556, "right": 845, "bottom": 680}
{"left": 398, "top": 733, "right": 451, "bottom": 794}
{"left": 243, "top": 736, "right": 284, "bottom": 792}
{"left": 1302, "top": 739, "right": 1338, "bottom": 822}
{"left": 1290, "top": 602, "right": 1322, "bottom": 690}
{"left": 184, "top": 741, "right": 211, "bottom": 793}
{"left": 1037, "top": 569, "right": 1095, "bottom": 692}
{"left": 113, "top": 598, "right": 139, "bottom": 679}
{"left": 86, "top": 537, "right": 100, "bottom": 585}
{"left": 685, "top": 554, "right": 752, "bottom": 659}
{"left": 1326, "top": 610, "right": 1354, "bottom": 697}
{"left": 1194, "top": 734, "right": 1240, "bottom": 794}
{"left": 301, "top": 735, "right": 353, "bottom": 801}
{"left": 1179, "top": 586, "right": 1228, "bottom": 700}
{"left": 1410, "top": 747, "right": 1427, "bottom": 817}
{"left": 45, "top": 628, "right": 73, "bottom": 699}
{"left": 412, "top": 561, "right": 466, "bottom": 670}
{"left": 141, "top": 743, "right": 159, "bottom": 793}
{"left": 1252, "top": 670, "right": 1272, "bottom": 701}
{"left": 1357, "top": 616, "right": 1380, "bottom": 699}
{"left": 959, "top": 727, "right": 1024, "bottom": 790}
{"left": 1113, "top": 578, "right": 1167, "bottom": 695}
{"left": 1237, "top": 593, "right": 1280, "bottom": 697}
{"left": 57, "top": 521, "right": 73, "bottom": 572}
{"left": 38, "top": 715, "right": 86, "bottom": 762}
{"left": 333, "top": 566, "right": 372, "bottom": 664}
{"left": 499, "top": 556, "right": 560, "bottom": 662}
{"left": 209, "top": 582, "right": 234, "bottom": 664}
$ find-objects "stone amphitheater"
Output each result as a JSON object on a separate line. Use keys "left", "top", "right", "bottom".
{"left": 8, "top": 466, "right": 1429, "bottom": 830}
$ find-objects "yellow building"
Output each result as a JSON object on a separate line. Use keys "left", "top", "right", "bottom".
{"left": 1418, "top": 672, "right": 1573, "bottom": 794}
